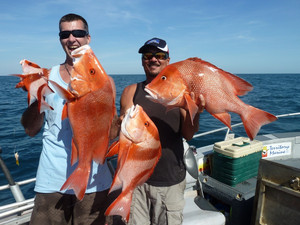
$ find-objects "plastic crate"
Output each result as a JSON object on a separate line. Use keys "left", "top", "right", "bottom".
{"left": 212, "top": 137, "right": 262, "bottom": 186}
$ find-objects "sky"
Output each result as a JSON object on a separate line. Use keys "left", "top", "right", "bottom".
{"left": 0, "top": 0, "right": 299, "bottom": 75}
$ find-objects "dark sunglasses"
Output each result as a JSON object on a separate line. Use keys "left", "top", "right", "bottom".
{"left": 59, "top": 30, "right": 88, "bottom": 39}
{"left": 142, "top": 52, "right": 169, "bottom": 60}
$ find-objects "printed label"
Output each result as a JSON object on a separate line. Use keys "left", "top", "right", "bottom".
{"left": 262, "top": 142, "right": 292, "bottom": 158}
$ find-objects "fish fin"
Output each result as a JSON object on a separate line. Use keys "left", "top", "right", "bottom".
{"left": 37, "top": 84, "right": 54, "bottom": 113}
{"left": 92, "top": 139, "right": 109, "bottom": 165}
{"left": 184, "top": 93, "right": 198, "bottom": 125}
{"left": 15, "top": 80, "right": 25, "bottom": 89}
{"left": 211, "top": 112, "right": 232, "bottom": 130}
{"left": 71, "top": 140, "right": 78, "bottom": 165}
{"left": 61, "top": 104, "right": 68, "bottom": 120}
{"left": 27, "top": 92, "right": 33, "bottom": 106}
{"left": 48, "top": 80, "right": 75, "bottom": 102}
{"left": 38, "top": 99, "right": 53, "bottom": 113}
{"left": 187, "top": 57, "right": 203, "bottom": 62}
{"left": 11, "top": 73, "right": 25, "bottom": 78}
{"left": 226, "top": 73, "right": 253, "bottom": 96}
{"left": 108, "top": 142, "right": 132, "bottom": 193}
{"left": 106, "top": 141, "right": 120, "bottom": 158}
{"left": 109, "top": 172, "right": 123, "bottom": 193}
{"left": 105, "top": 190, "right": 132, "bottom": 222}
{"left": 42, "top": 68, "right": 50, "bottom": 78}
{"left": 13, "top": 74, "right": 26, "bottom": 88}
{"left": 41, "top": 82, "right": 54, "bottom": 96}
{"left": 202, "top": 58, "right": 253, "bottom": 96}
{"left": 188, "top": 57, "right": 253, "bottom": 96}
{"left": 60, "top": 166, "right": 90, "bottom": 200}
{"left": 241, "top": 106, "right": 277, "bottom": 140}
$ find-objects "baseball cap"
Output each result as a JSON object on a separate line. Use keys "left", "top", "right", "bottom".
{"left": 138, "top": 37, "right": 169, "bottom": 54}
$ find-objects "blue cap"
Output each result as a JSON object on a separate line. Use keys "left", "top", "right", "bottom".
{"left": 138, "top": 37, "right": 169, "bottom": 54}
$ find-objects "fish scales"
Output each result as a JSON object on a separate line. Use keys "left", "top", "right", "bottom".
{"left": 145, "top": 57, "right": 277, "bottom": 140}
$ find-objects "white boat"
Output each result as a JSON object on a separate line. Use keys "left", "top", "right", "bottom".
{"left": 1, "top": 112, "right": 300, "bottom": 225}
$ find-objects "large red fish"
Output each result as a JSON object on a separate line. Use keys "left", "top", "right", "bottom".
{"left": 13, "top": 59, "right": 54, "bottom": 113}
{"left": 49, "top": 45, "right": 116, "bottom": 200}
{"left": 145, "top": 57, "right": 277, "bottom": 140}
{"left": 105, "top": 104, "right": 161, "bottom": 222}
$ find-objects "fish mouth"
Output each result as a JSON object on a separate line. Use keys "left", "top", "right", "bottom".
{"left": 144, "top": 87, "right": 185, "bottom": 106}
{"left": 68, "top": 45, "right": 91, "bottom": 96}
{"left": 144, "top": 87, "right": 160, "bottom": 102}
{"left": 121, "top": 104, "right": 140, "bottom": 140}
{"left": 71, "top": 45, "right": 91, "bottom": 65}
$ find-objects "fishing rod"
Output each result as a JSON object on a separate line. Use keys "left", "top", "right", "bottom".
{"left": 0, "top": 147, "right": 25, "bottom": 202}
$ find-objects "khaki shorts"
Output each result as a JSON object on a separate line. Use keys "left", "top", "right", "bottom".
{"left": 30, "top": 190, "right": 123, "bottom": 225}
{"left": 128, "top": 179, "right": 186, "bottom": 225}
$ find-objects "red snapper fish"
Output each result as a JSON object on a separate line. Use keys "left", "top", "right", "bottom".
{"left": 105, "top": 104, "right": 161, "bottom": 222}
{"left": 49, "top": 45, "right": 116, "bottom": 200}
{"left": 13, "top": 59, "right": 54, "bottom": 113}
{"left": 145, "top": 57, "right": 277, "bottom": 140}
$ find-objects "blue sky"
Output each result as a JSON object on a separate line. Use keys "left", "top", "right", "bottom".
{"left": 0, "top": 0, "right": 299, "bottom": 75}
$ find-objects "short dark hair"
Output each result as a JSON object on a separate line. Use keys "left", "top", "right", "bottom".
{"left": 59, "top": 13, "right": 89, "bottom": 33}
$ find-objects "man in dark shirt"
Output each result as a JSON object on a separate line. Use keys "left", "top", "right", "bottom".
{"left": 120, "top": 37, "right": 205, "bottom": 225}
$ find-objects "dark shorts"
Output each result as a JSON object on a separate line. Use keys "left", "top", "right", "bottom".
{"left": 30, "top": 190, "right": 124, "bottom": 225}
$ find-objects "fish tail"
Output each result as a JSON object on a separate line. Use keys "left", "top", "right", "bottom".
{"left": 105, "top": 141, "right": 120, "bottom": 158}
{"left": 241, "top": 106, "right": 277, "bottom": 140}
{"left": 105, "top": 190, "right": 132, "bottom": 222}
{"left": 60, "top": 167, "right": 90, "bottom": 200}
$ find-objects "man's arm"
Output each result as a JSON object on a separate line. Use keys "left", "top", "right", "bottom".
{"left": 120, "top": 83, "right": 137, "bottom": 118}
{"left": 109, "top": 83, "right": 137, "bottom": 139}
{"left": 21, "top": 101, "right": 44, "bottom": 137}
{"left": 108, "top": 77, "right": 120, "bottom": 140}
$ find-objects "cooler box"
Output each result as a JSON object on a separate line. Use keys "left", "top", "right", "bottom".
{"left": 212, "top": 137, "right": 263, "bottom": 186}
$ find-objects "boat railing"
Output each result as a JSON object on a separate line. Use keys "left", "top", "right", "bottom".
{"left": 192, "top": 112, "right": 300, "bottom": 140}
{"left": 0, "top": 198, "right": 34, "bottom": 224}
{"left": 0, "top": 178, "right": 36, "bottom": 192}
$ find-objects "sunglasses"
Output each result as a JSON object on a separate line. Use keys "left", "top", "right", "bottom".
{"left": 142, "top": 52, "right": 169, "bottom": 60}
{"left": 59, "top": 30, "right": 88, "bottom": 39}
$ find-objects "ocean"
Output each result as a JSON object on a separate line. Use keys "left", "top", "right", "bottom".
{"left": 0, "top": 73, "right": 300, "bottom": 206}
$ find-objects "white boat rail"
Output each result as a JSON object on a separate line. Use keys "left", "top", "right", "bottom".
{"left": 0, "top": 178, "right": 36, "bottom": 191}
{"left": 192, "top": 112, "right": 300, "bottom": 139}
{"left": 0, "top": 198, "right": 34, "bottom": 217}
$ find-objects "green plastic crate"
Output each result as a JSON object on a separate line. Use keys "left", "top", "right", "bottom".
{"left": 212, "top": 137, "right": 263, "bottom": 186}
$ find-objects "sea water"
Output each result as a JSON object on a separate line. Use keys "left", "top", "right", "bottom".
{"left": 0, "top": 74, "right": 299, "bottom": 205}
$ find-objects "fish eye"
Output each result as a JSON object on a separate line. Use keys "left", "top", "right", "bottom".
{"left": 161, "top": 75, "right": 167, "bottom": 81}
{"left": 144, "top": 121, "right": 149, "bottom": 127}
{"left": 90, "top": 68, "right": 96, "bottom": 75}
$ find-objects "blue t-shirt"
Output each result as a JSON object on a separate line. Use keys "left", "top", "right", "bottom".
{"left": 34, "top": 65, "right": 112, "bottom": 194}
